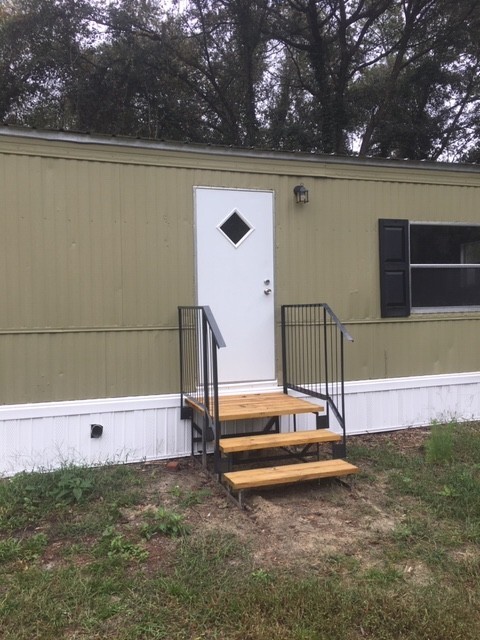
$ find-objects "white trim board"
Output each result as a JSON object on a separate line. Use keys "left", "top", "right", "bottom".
{"left": 1, "top": 372, "right": 480, "bottom": 477}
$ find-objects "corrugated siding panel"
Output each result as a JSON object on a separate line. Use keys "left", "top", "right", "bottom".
{"left": 0, "top": 156, "right": 196, "bottom": 332}
{"left": 345, "top": 318, "right": 480, "bottom": 381}
{"left": 0, "top": 332, "right": 106, "bottom": 403}
{"left": 1, "top": 156, "right": 122, "bottom": 329}
{"left": 0, "top": 149, "right": 195, "bottom": 403}
{"left": 104, "top": 329, "right": 178, "bottom": 397}
{"left": 0, "top": 330, "right": 179, "bottom": 404}
{"left": 1, "top": 135, "right": 480, "bottom": 404}
{"left": 119, "top": 164, "right": 194, "bottom": 328}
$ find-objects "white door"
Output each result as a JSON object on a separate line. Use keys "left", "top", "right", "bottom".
{"left": 195, "top": 187, "right": 275, "bottom": 383}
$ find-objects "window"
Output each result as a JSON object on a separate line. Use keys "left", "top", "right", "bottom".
{"left": 379, "top": 220, "right": 480, "bottom": 317}
{"left": 217, "top": 209, "right": 254, "bottom": 247}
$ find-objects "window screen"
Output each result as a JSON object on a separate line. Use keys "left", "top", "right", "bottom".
{"left": 410, "top": 224, "right": 480, "bottom": 309}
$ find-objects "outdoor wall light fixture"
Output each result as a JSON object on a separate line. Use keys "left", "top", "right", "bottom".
{"left": 293, "top": 184, "right": 309, "bottom": 204}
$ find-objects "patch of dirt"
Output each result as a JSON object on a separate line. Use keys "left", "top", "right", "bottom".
{"left": 400, "top": 560, "right": 432, "bottom": 585}
{"left": 355, "top": 427, "right": 428, "bottom": 451}
{"left": 134, "top": 428, "right": 431, "bottom": 573}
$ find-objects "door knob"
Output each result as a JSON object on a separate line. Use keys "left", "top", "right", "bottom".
{"left": 264, "top": 288, "right": 272, "bottom": 295}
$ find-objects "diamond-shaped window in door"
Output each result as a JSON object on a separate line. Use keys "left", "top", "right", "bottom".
{"left": 217, "top": 210, "right": 254, "bottom": 248}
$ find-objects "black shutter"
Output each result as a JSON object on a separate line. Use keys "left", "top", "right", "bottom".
{"left": 379, "top": 219, "right": 411, "bottom": 317}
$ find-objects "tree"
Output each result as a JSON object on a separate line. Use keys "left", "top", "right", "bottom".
{"left": 166, "top": 0, "right": 272, "bottom": 146}
{"left": 69, "top": 4, "right": 206, "bottom": 139}
{"left": 0, "top": 0, "right": 95, "bottom": 127}
{"left": 267, "top": 0, "right": 480, "bottom": 158}
{"left": 1, "top": 0, "right": 480, "bottom": 160}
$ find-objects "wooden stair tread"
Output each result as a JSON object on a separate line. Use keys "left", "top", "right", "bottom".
{"left": 186, "top": 392, "right": 324, "bottom": 422}
{"left": 220, "top": 429, "right": 341, "bottom": 454}
{"left": 223, "top": 459, "right": 358, "bottom": 490}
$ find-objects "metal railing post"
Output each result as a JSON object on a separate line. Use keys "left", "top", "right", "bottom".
{"left": 212, "top": 345, "right": 221, "bottom": 477}
{"left": 340, "top": 334, "right": 347, "bottom": 455}
{"left": 281, "top": 305, "right": 288, "bottom": 394}
{"left": 280, "top": 303, "right": 353, "bottom": 456}
{"left": 201, "top": 311, "right": 210, "bottom": 468}
{"left": 323, "top": 306, "right": 329, "bottom": 401}
{"left": 178, "top": 305, "right": 225, "bottom": 470}
{"left": 178, "top": 307, "right": 184, "bottom": 411}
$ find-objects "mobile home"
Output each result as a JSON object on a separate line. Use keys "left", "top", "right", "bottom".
{"left": 1, "top": 126, "right": 479, "bottom": 476}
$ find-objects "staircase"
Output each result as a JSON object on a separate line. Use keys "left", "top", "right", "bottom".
{"left": 178, "top": 304, "right": 357, "bottom": 507}
{"left": 220, "top": 428, "right": 358, "bottom": 508}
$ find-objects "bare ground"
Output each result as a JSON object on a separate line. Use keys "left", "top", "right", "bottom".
{"left": 133, "top": 428, "right": 430, "bottom": 576}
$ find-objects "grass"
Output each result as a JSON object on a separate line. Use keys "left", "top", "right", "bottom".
{"left": 0, "top": 463, "right": 142, "bottom": 534}
{"left": 425, "top": 420, "right": 456, "bottom": 463}
{"left": 1, "top": 422, "right": 480, "bottom": 639}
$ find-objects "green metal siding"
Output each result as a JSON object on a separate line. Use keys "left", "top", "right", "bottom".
{"left": 0, "top": 131, "right": 479, "bottom": 403}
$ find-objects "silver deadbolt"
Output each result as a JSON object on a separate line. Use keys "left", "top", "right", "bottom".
{"left": 264, "top": 279, "right": 270, "bottom": 285}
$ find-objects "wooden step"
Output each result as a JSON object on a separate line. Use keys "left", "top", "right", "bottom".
{"left": 220, "top": 429, "right": 341, "bottom": 454}
{"left": 223, "top": 459, "right": 358, "bottom": 491}
{"left": 186, "top": 392, "right": 324, "bottom": 422}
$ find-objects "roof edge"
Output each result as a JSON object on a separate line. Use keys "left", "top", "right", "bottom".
{"left": 0, "top": 124, "right": 479, "bottom": 175}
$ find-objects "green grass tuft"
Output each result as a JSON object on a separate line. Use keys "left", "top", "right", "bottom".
{"left": 426, "top": 421, "right": 456, "bottom": 464}
{"left": 0, "top": 533, "right": 48, "bottom": 565}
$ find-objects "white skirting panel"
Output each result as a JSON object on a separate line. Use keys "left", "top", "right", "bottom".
{"left": 344, "top": 371, "right": 480, "bottom": 434}
{"left": 1, "top": 372, "right": 480, "bottom": 477}
{"left": 0, "top": 395, "right": 186, "bottom": 478}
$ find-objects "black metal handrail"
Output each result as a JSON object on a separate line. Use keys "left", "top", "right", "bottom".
{"left": 178, "top": 306, "right": 225, "bottom": 468}
{"left": 281, "top": 303, "right": 354, "bottom": 456}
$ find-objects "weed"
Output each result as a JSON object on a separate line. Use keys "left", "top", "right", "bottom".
{"left": 392, "top": 518, "right": 430, "bottom": 544}
{"left": 426, "top": 422, "right": 455, "bottom": 464}
{"left": 250, "top": 568, "right": 273, "bottom": 583}
{"left": 0, "top": 538, "right": 22, "bottom": 563}
{"left": 180, "top": 487, "right": 210, "bottom": 508}
{"left": 0, "top": 533, "right": 48, "bottom": 564}
{"left": 438, "top": 484, "right": 460, "bottom": 497}
{"left": 49, "top": 468, "right": 95, "bottom": 504}
{"left": 324, "top": 553, "right": 361, "bottom": 575}
{"left": 98, "top": 526, "right": 148, "bottom": 562}
{"left": 141, "top": 507, "right": 190, "bottom": 540}
{"left": 168, "top": 484, "right": 182, "bottom": 499}
{"left": 0, "top": 463, "right": 141, "bottom": 532}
